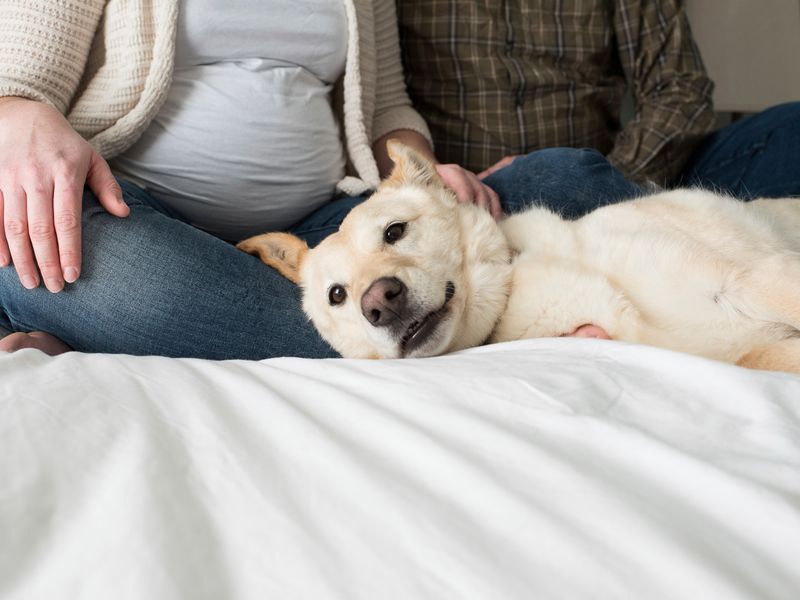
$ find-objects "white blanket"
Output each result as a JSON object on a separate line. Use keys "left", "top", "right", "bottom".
{"left": 1, "top": 339, "right": 799, "bottom": 600}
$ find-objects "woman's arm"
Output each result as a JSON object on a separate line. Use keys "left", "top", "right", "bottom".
{"left": 0, "top": 0, "right": 106, "bottom": 112}
{"left": 0, "top": 2, "right": 126, "bottom": 293}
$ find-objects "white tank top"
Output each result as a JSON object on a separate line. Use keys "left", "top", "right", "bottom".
{"left": 111, "top": 0, "right": 348, "bottom": 241}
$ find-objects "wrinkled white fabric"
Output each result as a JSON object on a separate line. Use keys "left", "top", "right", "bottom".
{"left": 1, "top": 339, "right": 799, "bottom": 600}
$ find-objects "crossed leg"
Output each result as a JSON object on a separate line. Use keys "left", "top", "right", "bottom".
{"left": 736, "top": 254, "right": 800, "bottom": 374}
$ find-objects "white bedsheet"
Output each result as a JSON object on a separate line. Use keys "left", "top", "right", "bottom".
{"left": 1, "top": 339, "right": 799, "bottom": 600}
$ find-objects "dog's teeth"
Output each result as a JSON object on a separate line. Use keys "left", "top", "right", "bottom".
{"left": 403, "top": 320, "right": 423, "bottom": 343}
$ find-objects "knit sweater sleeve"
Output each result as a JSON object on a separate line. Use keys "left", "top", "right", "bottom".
{"left": 370, "top": 0, "right": 432, "bottom": 146}
{"left": 0, "top": 0, "right": 105, "bottom": 113}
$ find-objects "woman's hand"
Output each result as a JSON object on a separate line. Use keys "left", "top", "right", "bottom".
{"left": 435, "top": 163, "right": 503, "bottom": 220}
{"left": 0, "top": 97, "right": 129, "bottom": 293}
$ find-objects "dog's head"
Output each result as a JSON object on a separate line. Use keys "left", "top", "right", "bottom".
{"left": 238, "top": 141, "right": 512, "bottom": 358}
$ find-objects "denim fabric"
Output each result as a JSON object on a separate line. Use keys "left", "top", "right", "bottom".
{"left": 0, "top": 148, "right": 641, "bottom": 359}
{"left": 0, "top": 181, "right": 340, "bottom": 359}
{"left": 482, "top": 148, "right": 644, "bottom": 218}
{"left": 678, "top": 102, "right": 800, "bottom": 199}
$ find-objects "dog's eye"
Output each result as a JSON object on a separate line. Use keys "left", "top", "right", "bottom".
{"left": 384, "top": 222, "right": 407, "bottom": 245}
{"left": 328, "top": 284, "right": 347, "bottom": 306}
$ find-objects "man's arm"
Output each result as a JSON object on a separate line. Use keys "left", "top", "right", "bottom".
{"left": 607, "top": 0, "right": 716, "bottom": 185}
{"left": 373, "top": 129, "right": 502, "bottom": 219}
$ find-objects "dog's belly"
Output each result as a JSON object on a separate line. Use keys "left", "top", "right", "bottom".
{"left": 494, "top": 189, "right": 800, "bottom": 362}
{"left": 495, "top": 253, "right": 781, "bottom": 362}
{"left": 602, "top": 257, "right": 788, "bottom": 362}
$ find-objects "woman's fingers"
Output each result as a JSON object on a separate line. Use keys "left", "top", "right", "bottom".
{"left": 53, "top": 173, "right": 84, "bottom": 284}
{"left": 86, "top": 152, "right": 129, "bottom": 218}
{"left": 2, "top": 182, "right": 39, "bottom": 289}
{"left": 26, "top": 176, "right": 64, "bottom": 292}
{"left": 0, "top": 99, "right": 129, "bottom": 292}
{"left": 0, "top": 156, "right": 127, "bottom": 293}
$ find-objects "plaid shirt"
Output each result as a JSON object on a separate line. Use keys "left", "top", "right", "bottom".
{"left": 397, "top": 0, "right": 716, "bottom": 185}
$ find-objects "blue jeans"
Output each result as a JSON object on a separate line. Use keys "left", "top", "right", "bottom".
{"left": 0, "top": 148, "right": 642, "bottom": 359}
{"left": 678, "top": 101, "right": 800, "bottom": 198}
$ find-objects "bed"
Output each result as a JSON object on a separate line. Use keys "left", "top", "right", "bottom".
{"left": 1, "top": 338, "right": 799, "bottom": 599}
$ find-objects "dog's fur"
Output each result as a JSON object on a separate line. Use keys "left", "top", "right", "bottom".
{"left": 238, "top": 141, "right": 800, "bottom": 373}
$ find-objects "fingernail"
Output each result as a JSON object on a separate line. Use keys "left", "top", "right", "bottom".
{"left": 21, "top": 275, "right": 38, "bottom": 289}
{"left": 0, "top": 255, "right": 8, "bottom": 267}
{"left": 64, "top": 267, "right": 79, "bottom": 283}
{"left": 45, "top": 277, "right": 64, "bottom": 293}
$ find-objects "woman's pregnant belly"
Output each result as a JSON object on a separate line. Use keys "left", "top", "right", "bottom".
{"left": 112, "top": 62, "right": 346, "bottom": 241}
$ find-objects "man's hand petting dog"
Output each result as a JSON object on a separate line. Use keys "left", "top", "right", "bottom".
{"left": 434, "top": 163, "right": 502, "bottom": 220}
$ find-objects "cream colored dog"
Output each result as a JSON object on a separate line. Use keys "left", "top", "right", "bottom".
{"left": 238, "top": 141, "right": 800, "bottom": 373}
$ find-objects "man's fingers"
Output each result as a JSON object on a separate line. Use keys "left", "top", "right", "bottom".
{"left": 486, "top": 185, "right": 503, "bottom": 219}
{"left": 436, "top": 163, "right": 504, "bottom": 219}
{"left": 438, "top": 166, "right": 473, "bottom": 204}
{"left": 26, "top": 177, "right": 64, "bottom": 293}
{"left": 53, "top": 174, "right": 84, "bottom": 283}
{"left": 469, "top": 176, "right": 505, "bottom": 220}
{"left": 477, "top": 155, "right": 518, "bottom": 180}
{"left": 86, "top": 152, "right": 129, "bottom": 218}
{"left": 3, "top": 184, "right": 39, "bottom": 289}
{"left": 472, "top": 178, "right": 490, "bottom": 209}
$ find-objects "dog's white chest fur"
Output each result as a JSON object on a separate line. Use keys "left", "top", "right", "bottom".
{"left": 491, "top": 189, "right": 800, "bottom": 364}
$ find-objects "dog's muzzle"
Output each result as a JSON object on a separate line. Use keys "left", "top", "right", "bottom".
{"left": 361, "top": 277, "right": 408, "bottom": 327}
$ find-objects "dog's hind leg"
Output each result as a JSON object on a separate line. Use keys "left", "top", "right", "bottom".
{"left": 738, "top": 254, "right": 800, "bottom": 331}
{"left": 736, "top": 338, "right": 800, "bottom": 374}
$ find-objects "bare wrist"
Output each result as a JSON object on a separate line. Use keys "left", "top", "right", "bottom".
{"left": 0, "top": 95, "right": 31, "bottom": 105}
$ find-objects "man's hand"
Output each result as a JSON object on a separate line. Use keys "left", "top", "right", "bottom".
{"left": 0, "top": 97, "right": 129, "bottom": 292}
{"left": 477, "top": 155, "right": 519, "bottom": 180}
{"left": 435, "top": 163, "right": 503, "bottom": 220}
{"left": 373, "top": 130, "right": 503, "bottom": 219}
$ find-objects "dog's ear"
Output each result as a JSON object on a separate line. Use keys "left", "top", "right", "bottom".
{"left": 384, "top": 139, "right": 443, "bottom": 188}
{"left": 236, "top": 232, "right": 309, "bottom": 284}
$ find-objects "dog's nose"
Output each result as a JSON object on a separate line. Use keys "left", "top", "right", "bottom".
{"left": 361, "top": 277, "right": 408, "bottom": 327}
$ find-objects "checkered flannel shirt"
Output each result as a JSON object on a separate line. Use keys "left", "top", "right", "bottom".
{"left": 397, "top": 0, "right": 716, "bottom": 185}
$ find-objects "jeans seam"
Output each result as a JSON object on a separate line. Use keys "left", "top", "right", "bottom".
{"left": 699, "top": 138, "right": 769, "bottom": 178}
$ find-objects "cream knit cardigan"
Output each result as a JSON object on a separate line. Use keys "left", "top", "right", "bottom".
{"left": 0, "top": 0, "right": 431, "bottom": 195}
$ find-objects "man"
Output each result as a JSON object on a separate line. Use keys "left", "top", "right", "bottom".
{"left": 397, "top": 0, "right": 800, "bottom": 197}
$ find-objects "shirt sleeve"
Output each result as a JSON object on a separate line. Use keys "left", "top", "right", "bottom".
{"left": 370, "top": 0, "right": 433, "bottom": 146}
{"left": 0, "top": 0, "right": 105, "bottom": 113}
{"left": 607, "top": 0, "right": 716, "bottom": 185}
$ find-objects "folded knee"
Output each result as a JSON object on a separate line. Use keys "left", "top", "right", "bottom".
{"left": 513, "top": 147, "right": 609, "bottom": 173}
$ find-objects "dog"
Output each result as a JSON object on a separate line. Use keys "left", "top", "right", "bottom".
{"left": 238, "top": 141, "right": 800, "bottom": 373}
